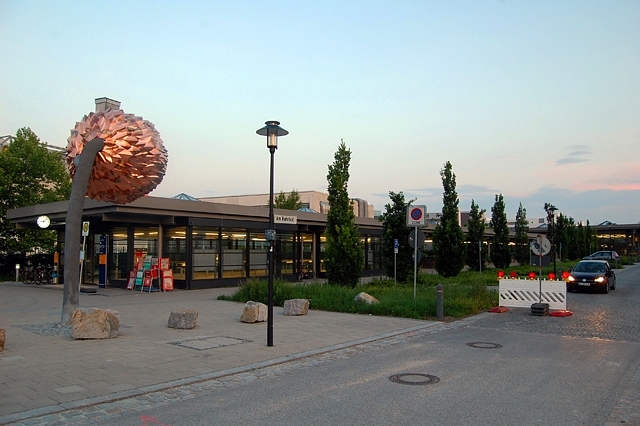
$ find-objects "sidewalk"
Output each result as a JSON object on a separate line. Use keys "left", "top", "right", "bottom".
{"left": 0, "top": 282, "right": 437, "bottom": 424}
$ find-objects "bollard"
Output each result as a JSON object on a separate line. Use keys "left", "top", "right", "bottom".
{"left": 436, "top": 284, "right": 443, "bottom": 320}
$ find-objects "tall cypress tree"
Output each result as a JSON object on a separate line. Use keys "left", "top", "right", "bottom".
{"left": 324, "top": 140, "right": 363, "bottom": 287}
{"left": 432, "top": 161, "right": 466, "bottom": 277}
{"left": 466, "top": 199, "right": 486, "bottom": 272}
{"left": 380, "top": 191, "right": 414, "bottom": 282}
{"left": 514, "top": 203, "right": 530, "bottom": 265}
{"left": 490, "top": 194, "right": 511, "bottom": 269}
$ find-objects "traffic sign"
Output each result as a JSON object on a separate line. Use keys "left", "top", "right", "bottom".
{"left": 530, "top": 235, "right": 551, "bottom": 256}
{"left": 82, "top": 221, "right": 90, "bottom": 236}
{"left": 394, "top": 239, "right": 399, "bottom": 249}
{"left": 406, "top": 205, "right": 427, "bottom": 226}
{"left": 408, "top": 229, "right": 425, "bottom": 249}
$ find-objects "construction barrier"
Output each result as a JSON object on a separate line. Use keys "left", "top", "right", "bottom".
{"left": 498, "top": 278, "right": 566, "bottom": 311}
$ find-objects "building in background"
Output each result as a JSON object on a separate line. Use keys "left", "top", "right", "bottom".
{"left": 200, "top": 191, "right": 375, "bottom": 218}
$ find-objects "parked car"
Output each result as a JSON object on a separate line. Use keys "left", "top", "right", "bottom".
{"left": 583, "top": 251, "right": 619, "bottom": 261}
{"left": 566, "top": 260, "right": 616, "bottom": 293}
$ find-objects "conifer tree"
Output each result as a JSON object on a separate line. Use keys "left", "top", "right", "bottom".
{"left": 380, "top": 191, "right": 414, "bottom": 282}
{"left": 490, "top": 194, "right": 511, "bottom": 269}
{"left": 324, "top": 141, "right": 363, "bottom": 287}
{"left": 432, "top": 161, "right": 466, "bottom": 277}
{"left": 514, "top": 203, "right": 530, "bottom": 265}
{"left": 466, "top": 199, "right": 486, "bottom": 271}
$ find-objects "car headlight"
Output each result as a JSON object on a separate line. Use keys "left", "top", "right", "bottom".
{"left": 595, "top": 277, "right": 605, "bottom": 283}
{"left": 568, "top": 276, "right": 576, "bottom": 282}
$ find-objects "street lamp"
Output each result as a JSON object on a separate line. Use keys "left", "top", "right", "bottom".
{"left": 256, "top": 120, "right": 288, "bottom": 347}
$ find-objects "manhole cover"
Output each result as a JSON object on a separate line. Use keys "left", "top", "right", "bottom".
{"left": 170, "top": 336, "right": 250, "bottom": 350}
{"left": 389, "top": 373, "right": 440, "bottom": 386}
{"left": 466, "top": 342, "right": 502, "bottom": 349}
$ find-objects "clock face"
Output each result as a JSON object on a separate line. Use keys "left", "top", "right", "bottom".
{"left": 37, "top": 215, "right": 50, "bottom": 229}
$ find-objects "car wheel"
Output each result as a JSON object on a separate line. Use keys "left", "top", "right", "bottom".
{"left": 611, "top": 279, "right": 616, "bottom": 290}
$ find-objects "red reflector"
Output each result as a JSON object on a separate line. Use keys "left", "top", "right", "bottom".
{"left": 549, "top": 310, "right": 573, "bottom": 317}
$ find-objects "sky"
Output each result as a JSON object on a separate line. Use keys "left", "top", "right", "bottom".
{"left": 1, "top": 1, "right": 639, "bottom": 225}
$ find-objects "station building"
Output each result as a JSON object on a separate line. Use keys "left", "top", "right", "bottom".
{"left": 7, "top": 195, "right": 384, "bottom": 289}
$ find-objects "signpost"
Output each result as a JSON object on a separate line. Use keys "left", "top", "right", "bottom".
{"left": 78, "top": 221, "right": 90, "bottom": 293}
{"left": 530, "top": 234, "right": 551, "bottom": 315}
{"left": 407, "top": 206, "right": 427, "bottom": 299}
{"left": 393, "top": 239, "right": 399, "bottom": 285}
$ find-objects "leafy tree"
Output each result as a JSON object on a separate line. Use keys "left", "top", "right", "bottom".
{"left": 584, "top": 221, "right": 595, "bottom": 254}
{"left": 544, "top": 203, "right": 558, "bottom": 263}
{"left": 465, "top": 199, "right": 486, "bottom": 271}
{"left": 514, "top": 203, "right": 530, "bottom": 265}
{"left": 274, "top": 188, "right": 303, "bottom": 210}
{"left": 380, "top": 191, "right": 415, "bottom": 282}
{"left": 0, "top": 128, "right": 71, "bottom": 254}
{"left": 576, "top": 222, "right": 587, "bottom": 258}
{"left": 490, "top": 193, "right": 511, "bottom": 269}
{"left": 555, "top": 213, "right": 568, "bottom": 261}
{"left": 432, "top": 161, "right": 466, "bottom": 277}
{"left": 324, "top": 140, "right": 363, "bottom": 287}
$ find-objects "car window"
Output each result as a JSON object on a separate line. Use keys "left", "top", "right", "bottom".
{"left": 573, "top": 263, "right": 587, "bottom": 272}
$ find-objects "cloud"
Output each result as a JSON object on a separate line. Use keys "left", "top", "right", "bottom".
{"left": 555, "top": 145, "right": 593, "bottom": 166}
{"left": 556, "top": 157, "right": 589, "bottom": 165}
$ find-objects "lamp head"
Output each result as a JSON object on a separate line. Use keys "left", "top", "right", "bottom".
{"left": 256, "top": 121, "right": 288, "bottom": 150}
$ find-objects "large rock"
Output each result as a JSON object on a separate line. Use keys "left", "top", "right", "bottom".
{"left": 71, "top": 308, "right": 119, "bottom": 339}
{"left": 283, "top": 299, "right": 309, "bottom": 316}
{"left": 241, "top": 301, "right": 267, "bottom": 323}
{"left": 168, "top": 310, "right": 198, "bottom": 329}
{"left": 0, "top": 328, "right": 5, "bottom": 352}
{"left": 354, "top": 292, "right": 380, "bottom": 305}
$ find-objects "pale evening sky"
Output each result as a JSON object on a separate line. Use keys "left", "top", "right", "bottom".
{"left": 1, "top": 1, "right": 639, "bottom": 225}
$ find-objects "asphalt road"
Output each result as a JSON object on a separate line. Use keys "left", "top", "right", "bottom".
{"left": 25, "top": 264, "right": 640, "bottom": 425}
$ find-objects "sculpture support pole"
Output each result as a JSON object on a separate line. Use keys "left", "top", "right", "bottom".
{"left": 61, "top": 137, "right": 104, "bottom": 324}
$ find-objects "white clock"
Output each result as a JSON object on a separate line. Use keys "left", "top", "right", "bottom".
{"left": 37, "top": 215, "right": 51, "bottom": 229}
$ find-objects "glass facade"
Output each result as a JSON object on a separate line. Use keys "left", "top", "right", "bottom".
{"left": 98, "top": 223, "right": 384, "bottom": 288}
{"left": 222, "top": 230, "right": 247, "bottom": 278}
{"left": 163, "top": 227, "right": 187, "bottom": 280}
{"left": 192, "top": 227, "right": 219, "bottom": 280}
{"left": 249, "top": 232, "right": 269, "bottom": 277}
{"left": 110, "top": 227, "right": 128, "bottom": 281}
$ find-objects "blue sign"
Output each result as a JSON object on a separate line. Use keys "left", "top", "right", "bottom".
{"left": 394, "top": 239, "right": 399, "bottom": 249}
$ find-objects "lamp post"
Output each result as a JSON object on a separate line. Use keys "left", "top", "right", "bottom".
{"left": 256, "top": 121, "right": 288, "bottom": 347}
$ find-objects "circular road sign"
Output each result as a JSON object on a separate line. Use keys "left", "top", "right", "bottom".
{"left": 410, "top": 207, "right": 423, "bottom": 221}
{"left": 409, "top": 229, "right": 425, "bottom": 249}
{"left": 530, "top": 235, "right": 551, "bottom": 256}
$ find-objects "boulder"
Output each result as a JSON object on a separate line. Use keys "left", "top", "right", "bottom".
{"left": 71, "top": 308, "right": 119, "bottom": 339}
{"left": 168, "top": 310, "right": 198, "bottom": 329}
{"left": 0, "top": 328, "right": 5, "bottom": 352}
{"left": 241, "top": 301, "right": 268, "bottom": 323}
{"left": 283, "top": 299, "right": 309, "bottom": 316}
{"left": 354, "top": 292, "right": 379, "bottom": 305}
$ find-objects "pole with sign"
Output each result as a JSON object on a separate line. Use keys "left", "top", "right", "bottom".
{"left": 407, "top": 206, "right": 427, "bottom": 299}
{"left": 393, "top": 239, "right": 399, "bottom": 285}
{"left": 78, "top": 221, "right": 89, "bottom": 293}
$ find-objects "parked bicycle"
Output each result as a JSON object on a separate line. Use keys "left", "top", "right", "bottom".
{"left": 36, "top": 264, "right": 55, "bottom": 285}
{"left": 20, "top": 264, "right": 39, "bottom": 284}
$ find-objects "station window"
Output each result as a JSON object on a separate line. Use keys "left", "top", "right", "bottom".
{"left": 192, "top": 227, "right": 219, "bottom": 280}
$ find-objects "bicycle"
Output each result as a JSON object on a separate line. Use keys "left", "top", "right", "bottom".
{"left": 20, "top": 265, "right": 38, "bottom": 284}
{"left": 36, "top": 264, "right": 54, "bottom": 285}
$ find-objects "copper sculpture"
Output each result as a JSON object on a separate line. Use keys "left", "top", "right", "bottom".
{"left": 66, "top": 108, "right": 168, "bottom": 204}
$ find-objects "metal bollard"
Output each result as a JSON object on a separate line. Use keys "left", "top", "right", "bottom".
{"left": 436, "top": 284, "right": 443, "bottom": 320}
